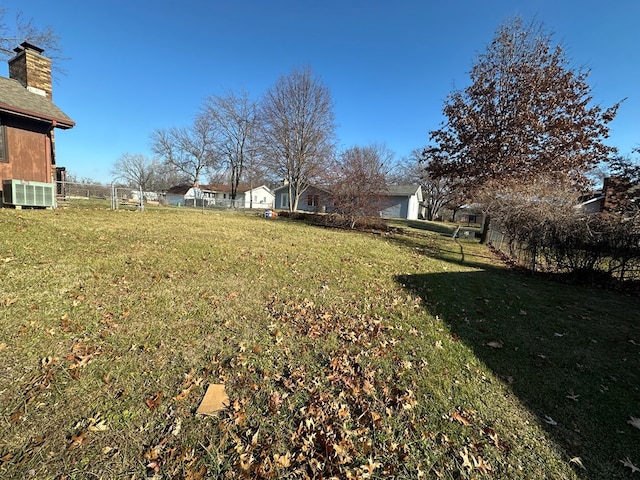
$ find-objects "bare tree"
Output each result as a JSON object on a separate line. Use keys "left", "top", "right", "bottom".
{"left": 395, "top": 149, "right": 464, "bottom": 221}
{"left": 415, "top": 148, "right": 465, "bottom": 221}
{"left": 201, "top": 89, "right": 258, "bottom": 202}
{"left": 0, "top": 8, "right": 66, "bottom": 74}
{"left": 428, "top": 17, "right": 622, "bottom": 193}
{"left": 150, "top": 115, "right": 217, "bottom": 185}
{"left": 111, "top": 153, "right": 160, "bottom": 191}
{"left": 260, "top": 66, "right": 336, "bottom": 211}
{"left": 332, "top": 144, "right": 391, "bottom": 229}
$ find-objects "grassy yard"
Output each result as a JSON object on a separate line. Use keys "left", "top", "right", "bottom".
{"left": 0, "top": 205, "right": 638, "bottom": 479}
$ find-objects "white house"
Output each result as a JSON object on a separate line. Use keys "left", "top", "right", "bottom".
{"left": 165, "top": 184, "right": 274, "bottom": 208}
{"left": 164, "top": 184, "right": 215, "bottom": 206}
{"left": 241, "top": 185, "right": 274, "bottom": 209}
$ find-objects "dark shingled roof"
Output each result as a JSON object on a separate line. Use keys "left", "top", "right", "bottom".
{"left": 0, "top": 76, "right": 74, "bottom": 128}
{"left": 165, "top": 185, "right": 194, "bottom": 195}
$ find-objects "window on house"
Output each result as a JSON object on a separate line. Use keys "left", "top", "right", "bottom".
{"left": 281, "top": 193, "right": 289, "bottom": 208}
{"left": 307, "top": 194, "right": 319, "bottom": 207}
{"left": 0, "top": 122, "right": 6, "bottom": 163}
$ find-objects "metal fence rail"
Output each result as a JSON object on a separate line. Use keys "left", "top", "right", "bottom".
{"left": 487, "top": 227, "right": 640, "bottom": 281}
{"left": 55, "top": 182, "right": 273, "bottom": 212}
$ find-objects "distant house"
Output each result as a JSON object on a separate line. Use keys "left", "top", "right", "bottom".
{"left": 164, "top": 183, "right": 274, "bottom": 208}
{"left": 205, "top": 184, "right": 274, "bottom": 209}
{"left": 241, "top": 185, "right": 274, "bottom": 209}
{"left": 272, "top": 184, "right": 333, "bottom": 212}
{"left": 379, "top": 185, "right": 424, "bottom": 220}
{"left": 0, "top": 42, "right": 75, "bottom": 206}
{"left": 453, "top": 205, "right": 486, "bottom": 225}
{"left": 164, "top": 184, "right": 214, "bottom": 206}
{"left": 575, "top": 176, "right": 640, "bottom": 216}
{"left": 576, "top": 192, "right": 605, "bottom": 214}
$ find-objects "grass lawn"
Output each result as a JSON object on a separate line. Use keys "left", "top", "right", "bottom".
{"left": 0, "top": 205, "right": 638, "bottom": 479}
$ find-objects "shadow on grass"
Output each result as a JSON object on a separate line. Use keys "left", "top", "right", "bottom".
{"left": 396, "top": 263, "right": 640, "bottom": 479}
{"left": 388, "top": 230, "right": 498, "bottom": 271}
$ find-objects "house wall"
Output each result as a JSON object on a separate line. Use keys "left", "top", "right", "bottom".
{"left": 242, "top": 186, "right": 274, "bottom": 209}
{"left": 165, "top": 194, "right": 184, "bottom": 206}
{"left": 274, "top": 185, "right": 332, "bottom": 212}
{"left": 0, "top": 121, "right": 51, "bottom": 186}
{"left": 380, "top": 197, "right": 409, "bottom": 219}
{"left": 407, "top": 195, "right": 420, "bottom": 220}
{"left": 298, "top": 187, "right": 332, "bottom": 212}
{"left": 273, "top": 188, "right": 287, "bottom": 209}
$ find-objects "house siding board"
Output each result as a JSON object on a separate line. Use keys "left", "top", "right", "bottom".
{"left": 377, "top": 186, "right": 422, "bottom": 220}
{"left": 380, "top": 197, "right": 407, "bottom": 219}
{"left": 0, "top": 123, "right": 51, "bottom": 184}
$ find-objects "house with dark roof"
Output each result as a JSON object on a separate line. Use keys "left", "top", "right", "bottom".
{"left": 0, "top": 42, "right": 74, "bottom": 207}
{"left": 164, "top": 184, "right": 212, "bottom": 207}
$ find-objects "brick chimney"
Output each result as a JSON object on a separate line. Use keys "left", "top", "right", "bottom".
{"left": 8, "top": 41, "right": 52, "bottom": 100}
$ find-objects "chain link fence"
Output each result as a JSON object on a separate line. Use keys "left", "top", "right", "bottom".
{"left": 55, "top": 182, "right": 274, "bottom": 212}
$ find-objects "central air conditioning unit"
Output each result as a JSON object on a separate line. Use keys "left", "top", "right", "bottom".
{"left": 2, "top": 179, "right": 56, "bottom": 208}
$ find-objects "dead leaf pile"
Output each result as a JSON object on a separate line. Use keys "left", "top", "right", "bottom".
{"left": 203, "top": 294, "right": 515, "bottom": 478}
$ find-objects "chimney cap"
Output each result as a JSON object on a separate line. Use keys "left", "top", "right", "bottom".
{"left": 13, "top": 41, "right": 45, "bottom": 55}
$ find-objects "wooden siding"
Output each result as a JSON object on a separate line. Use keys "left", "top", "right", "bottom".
{"left": 0, "top": 122, "right": 52, "bottom": 184}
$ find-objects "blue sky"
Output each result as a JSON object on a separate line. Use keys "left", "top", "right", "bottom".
{"left": 2, "top": 0, "right": 638, "bottom": 183}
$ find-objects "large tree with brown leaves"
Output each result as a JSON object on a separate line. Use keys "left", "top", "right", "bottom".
{"left": 427, "top": 17, "right": 622, "bottom": 193}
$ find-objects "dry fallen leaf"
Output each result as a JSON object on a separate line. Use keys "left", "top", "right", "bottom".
{"left": 486, "top": 340, "right": 504, "bottom": 349}
{"left": 67, "top": 431, "right": 88, "bottom": 450}
{"left": 543, "top": 415, "right": 557, "bottom": 426}
{"left": 473, "top": 455, "right": 492, "bottom": 474}
{"left": 274, "top": 451, "right": 292, "bottom": 468}
{"left": 451, "top": 411, "right": 472, "bottom": 426}
{"left": 145, "top": 392, "right": 163, "bottom": 410}
{"left": 569, "top": 457, "right": 586, "bottom": 470}
{"left": 627, "top": 416, "right": 640, "bottom": 430}
{"left": 620, "top": 457, "right": 640, "bottom": 473}
{"left": 459, "top": 447, "right": 473, "bottom": 471}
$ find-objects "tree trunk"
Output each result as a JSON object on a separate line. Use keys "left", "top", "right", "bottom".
{"left": 480, "top": 214, "right": 491, "bottom": 244}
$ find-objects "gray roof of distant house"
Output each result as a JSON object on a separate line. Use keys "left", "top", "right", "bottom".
{"left": 385, "top": 185, "right": 421, "bottom": 196}
{"left": 0, "top": 76, "right": 74, "bottom": 128}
